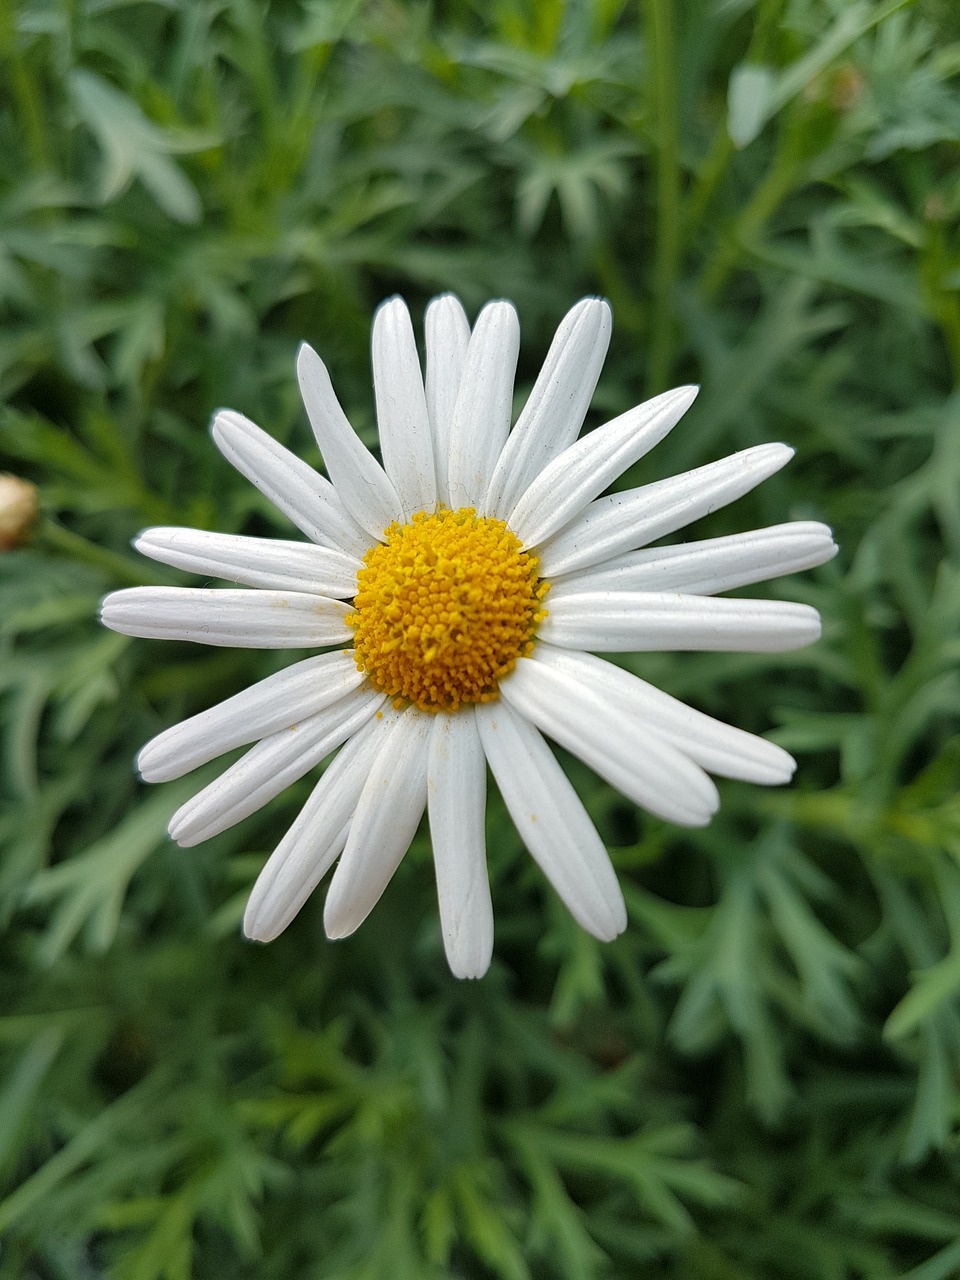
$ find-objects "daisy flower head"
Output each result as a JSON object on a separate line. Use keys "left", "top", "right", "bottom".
{"left": 102, "top": 295, "right": 837, "bottom": 979}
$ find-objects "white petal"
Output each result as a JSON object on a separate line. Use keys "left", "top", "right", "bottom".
{"left": 446, "top": 301, "right": 520, "bottom": 510}
{"left": 540, "top": 591, "right": 822, "bottom": 653}
{"left": 243, "top": 713, "right": 390, "bottom": 942}
{"left": 168, "top": 686, "right": 385, "bottom": 847}
{"left": 486, "top": 298, "right": 612, "bottom": 519}
{"left": 372, "top": 297, "right": 437, "bottom": 517}
{"left": 324, "top": 709, "right": 431, "bottom": 939}
{"left": 500, "top": 657, "right": 720, "bottom": 827}
{"left": 428, "top": 712, "right": 493, "bottom": 979}
{"left": 551, "top": 522, "right": 838, "bottom": 597}
{"left": 100, "top": 586, "right": 352, "bottom": 648}
{"left": 538, "top": 443, "right": 794, "bottom": 577}
{"left": 528, "top": 644, "right": 795, "bottom": 785}
{"left": 509, "top": 386, "right": 698, "bottom": 550}
{"left": 137, "top": 651, "right": 364, "bottom": 782}
{"left": 297, "top": 343, "right": 402, "bottom": 540}
{"left": 476, "top": 700, "right": 626, "bottom": 941}
{"left": 211, "top": 409, "right": 368, "bottom": 556}
{"left": 425, "top": 294, "right": 471, "bottom": 505}
{"left": 135, "top": 527, "right": 360, "bottom": 597}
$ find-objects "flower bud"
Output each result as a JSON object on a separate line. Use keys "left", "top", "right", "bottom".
{"left": 0, "top": 474, "right": 39, "bottom": 550}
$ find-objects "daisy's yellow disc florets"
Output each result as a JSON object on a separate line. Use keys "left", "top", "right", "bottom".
{"left": 350, "top": 508, "right": 548, "bottom": 712}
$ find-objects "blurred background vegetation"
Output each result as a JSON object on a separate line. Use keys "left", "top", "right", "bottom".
{"left": 1, "top": 0, "right": 959, "bottom": 1275}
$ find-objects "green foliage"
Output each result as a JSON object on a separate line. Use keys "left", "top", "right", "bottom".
{"left": 1, "top": 0, "right": 959, "bottom": 1275}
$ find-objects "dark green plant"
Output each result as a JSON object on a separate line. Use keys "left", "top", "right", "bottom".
{"left": 1, "top": 0, "right": 958, "bottom": 1275}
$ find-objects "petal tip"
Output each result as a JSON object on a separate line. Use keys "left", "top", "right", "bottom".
{"left": 587, "top": 893, "right": 628, "bottom": 942}
{"left": 778, "top": 750, "right": 798, "bottom": 782}
{"left": 99, "top": 592, "right": 124, "bottom": 630}
{"left": 685, "top": 809, "right": 717, "bottom": 829}
{"left": 323, "top": 893, "right": 356, "bottom": 941}
{"left": 374, "top": 294, "right": 406, "bottom": 322}
{"left": 135, "top": 744, "right": 160, "bottom": 782}
{"left": 167, "top": 808, "right": 196, "bottom": 846}
{"left": 573, "top": 294, "right": 610, "bottom": 316}
{"left": 480, "top": 297, "right": 518, "bottom": 316}
{"left": 132, "top": 526, "right": 156, "bottom": 553}
{"left": 296, "top": 341, "right": 320, "bottom": 379}
{"left": 595, "top": 917, "right": 627, "bottom": 945}
{"left": 449, "top": 956, "right": 492, "bottom": 980}
{"left": 210, "top": 407, "right": 245, "bottom": 442}
{"left": 445, "top": 932, "right": 494, "bottom": 980}
{"left": 594, "top": 296, "right": 613, "bottom": 326}
{"left": 242, "top": 901, "right": 275, "bottom": 943}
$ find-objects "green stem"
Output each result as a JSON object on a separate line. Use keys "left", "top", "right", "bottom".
{"left": 683, "top": 0, "right": 782, "bottom": 254}
{"left": 644, "top": 0, "right": 681, "bottom": 392}
{"left": 698, "top": 147, "right": 801, "bottom": 299}
{"left": 922, "top": 219, "right": 960, "bottom": 386}
{"left": 0, "top": 0, "right": 50, "bottom": 170}
{"left": 685, "top": 130, "right": 735, "bottom": 237}
{"left": 37, "top": 519, "right": 168, "bottom": 586}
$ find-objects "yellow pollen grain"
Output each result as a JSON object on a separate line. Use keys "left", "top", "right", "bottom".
{"left": 350, "top": 508, "right": 548, "bottom": 713}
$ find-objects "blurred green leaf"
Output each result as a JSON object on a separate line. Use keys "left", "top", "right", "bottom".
{"left": 69, "top": 69, "right": 211, "bottom": 223}
{"left": 728, "top": 63, "right": 777, "bottom": 149}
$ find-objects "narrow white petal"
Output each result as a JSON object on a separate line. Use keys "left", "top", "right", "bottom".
{"left": 425, "top": 294, "right": 471, "bottom": 505}
{"left": 538, "top": 442, "right": 794, "bottom": 577}
{"left": 486, "top": 298, "right": 612, "bottom": 519}
{"left": 297, "top": 343, "right": 402, "bottom": 540}
{"left": 243, "top": 713, "right": 390, "bottom": 942}
{"left": 500, "top": 657, "right": 720, "bottom": 827}
{"left": 551, "top": 522, "right": 838, "bottom": 597}
{"left": 135, "top": 527, "right": 360, "bottom": 597}
{"left": 137, "top": 651, "right": 364, "bottom": 782}
{"left": 428, "top": 712, "right": 493, "bottom": 979}
{"left": 211, "top": 409, "right": 368, "bottom": 556}
{"left": 529, "top": 644, "right": 796, "bottom": 785}
{"left": 476, "top": 700, "right": 626, "bottom": 941}
{"left": 324, "top": 709, "right": 431, "bottom": 939}
{"left": 168, "top": 686, "right": 385, "bottom": 847}
{"left": 101, "top": 586, "right": 352, "bottom": 648}
{"left": 540, "top": 591, "right": 822, "bottom": 653}
{"left": 509, "top": 386, "right": 698, "bottom": 550}
{"left": 372, "top": 297, "right": 437, "bottom": 517}
{"left": 446, "top": 301, "right": 520, "bottom": 510}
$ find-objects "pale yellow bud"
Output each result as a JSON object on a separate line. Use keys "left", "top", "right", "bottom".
{"left": 0, "top": 474, "right": 39, "bottom": 550}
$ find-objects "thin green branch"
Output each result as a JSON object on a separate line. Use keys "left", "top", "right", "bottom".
{"left": 644, "top": 0, "right": 681, "bottom": 392}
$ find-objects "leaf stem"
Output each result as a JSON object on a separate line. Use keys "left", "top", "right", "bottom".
{"left": 37, "top": 519, "right": 168, "bottom": 587}
{"left": 0, "top": 0, "right": 50, "bottom": 170}
{"left": 699, "top": 147, "right": 801, "bottom": 299}
{"left": 922, "top": 218, "right": 960, "bottom": 385}
{"left": 645, "top": 0, "right": 681, "bottom": 393}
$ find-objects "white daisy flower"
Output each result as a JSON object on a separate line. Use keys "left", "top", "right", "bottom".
{"left": 101, "top": 296, "right": 836, "bottom": 978}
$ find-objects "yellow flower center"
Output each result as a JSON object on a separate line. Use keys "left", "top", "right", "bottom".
{"left": 350, "top": 508, "right": 548, "bottom": 713}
